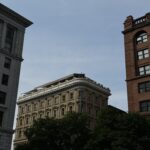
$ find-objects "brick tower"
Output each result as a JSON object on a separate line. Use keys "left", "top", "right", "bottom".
{"left": 123, "top": 13, "right": 150, "bottom": 115}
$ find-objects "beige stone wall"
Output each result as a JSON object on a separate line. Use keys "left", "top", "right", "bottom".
{"left": 14, "top": 86, "right": 108, "bottom": 145}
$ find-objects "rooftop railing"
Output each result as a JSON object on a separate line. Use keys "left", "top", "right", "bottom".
{"left": 134, "top": 16, "right": 146, "bottom": 25}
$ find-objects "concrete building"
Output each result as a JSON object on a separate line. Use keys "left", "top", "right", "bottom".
{"left": 0, "top": 3, "right": 32, "bottom": 150}
{"left": 123, "top": 13, "right": 150, "bottom": 115}
{"left": 14, "top": 73, "right": 111, "bottom": 146}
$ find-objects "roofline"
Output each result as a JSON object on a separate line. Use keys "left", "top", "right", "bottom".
{"left": 36, "top": 73, "right": 85, "bottom": 89}
{"left": 0, "top": 3, "right": 33, "bottom": 27}
{"left": 18, "top": 78, "right": 111, "bottom": 104}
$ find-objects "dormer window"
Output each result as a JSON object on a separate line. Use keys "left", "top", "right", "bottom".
{"left": 136, "top": 32, "right": 148, "bottom": 44}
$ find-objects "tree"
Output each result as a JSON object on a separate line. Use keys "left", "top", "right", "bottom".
{"left": 87, "top": 106, "right": 150, "bottom": 150}
{"left": 15, "top": 107, "right": 150, "bottom": 150}
{"left": 15, "top": 112, "right": 90, "bottom": 150}
{"left": 61, "top": 112, "right": 91, "bottom": 150}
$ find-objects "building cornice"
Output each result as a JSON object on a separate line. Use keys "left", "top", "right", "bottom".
{"left": 0, "top": 3, "right": 33, "bottom": 27}
{"left": 18, "top": 78, "right": 111, "bottom": 104}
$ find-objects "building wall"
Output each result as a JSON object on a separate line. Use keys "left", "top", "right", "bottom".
{"left": 123, "top": 13, "right": 150, "bottom": 115}
{"left": 14, "top": 75, "right": 110, "bottom": 146}
{"left": 0, "top": 4, "right": 32, "bottom": 150}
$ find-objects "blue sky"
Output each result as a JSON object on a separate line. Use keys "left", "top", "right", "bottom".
{"left": 1, "top": 0, "right": 150, "bottom": 111}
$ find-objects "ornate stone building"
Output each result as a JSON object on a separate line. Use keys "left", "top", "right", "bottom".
{"left": 0, "top": 3, "right": 32, "bottom": 150}
{"left": 14, "top": 73, "right": 111, "bottom": 146}
{"left": 123, "top": 13, "right": 150, "bottom": 115}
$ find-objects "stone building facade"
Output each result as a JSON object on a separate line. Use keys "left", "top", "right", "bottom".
{"left": 14, "top": 73, "right": 111, "bottom": 146}
{"left": 0, "top": 3, "right": 32, "bottom": 150}
{"left": 123, "top": 13, "right": 150, "bottom": 115}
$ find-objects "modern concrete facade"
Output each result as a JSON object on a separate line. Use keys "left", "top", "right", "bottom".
{"left": 123, "top": 13, "right": 150, "bottom": 115}
{"left": 14, "top": 73, "right": 111, "bottom": 146}
{"left": 0, "top": 3, "right": 32, "bottom": 150}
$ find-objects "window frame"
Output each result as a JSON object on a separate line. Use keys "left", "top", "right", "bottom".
{"left": 140, "top": 100, "right": 150, "bottom": 112}
{"left": 0, "top": 111, "right": 4, "bottom": 127}
{"left": 136, "top": 32, "right": 148, "bottom": 44}
{"left": 138, "top": 81, "right": 150, "bottom": 93}
{"left": 4, "top": 57, "right": 11, "bottom": 69}
{"left": 61, "top": 108, "right": 65, "bottom": 116}
{"left": 0, "top": 91, "right": 6, "bottom": 104}
{"left": 137, "top": 49, "right": 149, "bottom": 60}
{"left": 138, "top": 65, "right": 150, "bottom": 76}
{"left": 5, "top": 24, "right": 15, "bottom": 52}
{"left": 1, "top": 74, "right": 9, "bottom": 86}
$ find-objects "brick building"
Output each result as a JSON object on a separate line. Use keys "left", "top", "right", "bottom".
{"left": 14, "top": 73, "right": 111, "bottom": 146}
{"left": 0, "top": 3, "right": 32, "bottom": 150}
{"left": 123, "top": 13, "right": 150, "bottom": 115}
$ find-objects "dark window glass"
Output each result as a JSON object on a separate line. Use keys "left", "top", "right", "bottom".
{"left": 70, "top": 93, "right": 74, "bottom": 99}
{"left": 46, "top": 111, "right": 49, "bottom": 117}
{"left": 4, "top": 57, "right": 11, "bottom": 69}
{"left": 18, "top": 130, "right": 22, "bottom": 138}
{"left": 20, "top": 119, "right": 22, "bottom": 126}
{"left": 0, "top": 91, "right": 6, "bottom": 104}
{"left": 54, "top": 110, "right": 57, "bottom": 117}
{"left": 139, "top": 81, "right": 150, "bottom": 93}
{"left": 1, "top": 74, "right": 9, "bottom": 86}
{"left": 61, "top": 108, "right": 65, "bottom": 116}
{"left": 146, "top": 82, "right": 150, "bottom": 91}
{"left": 5, "top": 25, "right": 15, "bottom": 52}
{"left": 26, "top": 117, "right": 29, "bottom": 124}
{"left": 136, "top": 32, "right": 148, "bottom": 44}
{"left": 0, "top": 111, "right": 3, "bottom": 126}
{"left": 69, "top": 106, "right": 73, "bottom": 112}
{"left": 140, "top": 100, "right": 150, "bottom": 112}
{"left": 62, "top": 95, "right": 66, "bottom": 102}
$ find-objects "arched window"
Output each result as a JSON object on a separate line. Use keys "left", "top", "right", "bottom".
{"left": 136, "top": 32, "right": 148, "bottom": 44}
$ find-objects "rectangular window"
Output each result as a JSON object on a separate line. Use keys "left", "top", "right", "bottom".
{"left": 139, "top": 65, "right": 150, "bottom": 76}
{"left": 54, "top": 110, "right": 57, "bottom": 117}
{"left": 70, "top": 93, "right": 74, "bottom": 99}
{"left": 1, "top": 74, "right": 9, "bottom": 86}
{"left": 46, "top": 111, "right": 49, "bottom": 117}
{"left": 26, "top": 105, "right": 30, "bottom": 112}
{"left": 138, "top": 49, "right": 149, "bottom": 60}
{"left": 139, "top": 81, "right": 150, "bottom": 93}
{"left": 62, "top": 95, "right": 66, "bottom": 102}
{"left": 4, "top": 57, "right": 11, "bottom": 69}
{"left": 5, "top": 25, "right": 15, "bottom": 52}
{"left": 33, "top": 103, "right": 37, "bottom": 111}
{"left": 0, "top": 111, "right": 3, "bottom": 127}
{"left": 136, "top": 33, "right": 148, "bottom": 44}
{"left": 140, "top": 100, "right": 150, "bottom": 112}
{"left": 0, "top": 91, "right": 6, "bottom": 104}
{"left": 54, "top": 97, "right": 59, "bottom": 104}
{"left": 69, "top": 106, "right": 73, "bottom": 112}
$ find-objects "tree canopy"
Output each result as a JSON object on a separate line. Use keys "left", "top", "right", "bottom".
{"left": 87, "top": 106, "right": 150, "bottom": 150}
{"left": 15, "top": 112, "right": 90, "bottom": 150}
{"left": 15, "top": 107, "right": 150, "bottom": 150}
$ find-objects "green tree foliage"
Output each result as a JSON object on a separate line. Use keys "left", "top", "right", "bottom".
{"left": 15, "top": 112, "right": 90, "bottom": 150}
{"left": 87, "top": 106, "right": 150, "bottom": 150}
{"left": 15, "top": 107, "right": 150, "bottom": 150}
